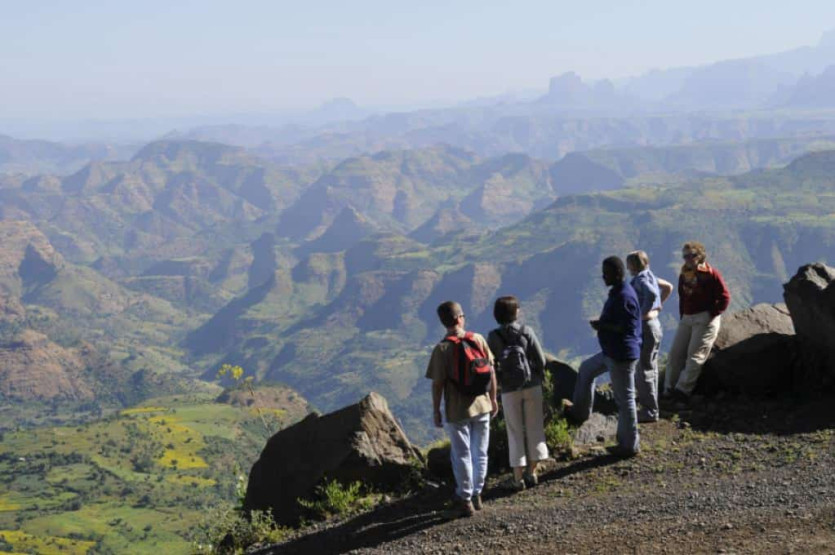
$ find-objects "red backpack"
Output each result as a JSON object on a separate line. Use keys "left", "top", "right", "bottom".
{"left": 444, "top": 332, "right": 493, "bottom": 396}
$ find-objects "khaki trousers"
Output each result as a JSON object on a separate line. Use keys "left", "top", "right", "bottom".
{"left": 501, "top": 386, "right": 549, "bottom": 468}
{"left": 665, "top": 311, "right": 721, "bottom": 396}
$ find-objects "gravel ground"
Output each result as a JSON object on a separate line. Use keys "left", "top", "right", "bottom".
{"left": 259, "top": 394, "right": 835, "bottom": 554}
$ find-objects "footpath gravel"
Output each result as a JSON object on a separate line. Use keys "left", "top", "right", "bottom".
{"left": 261, "top": 394, "right": 835, "bottom": 554}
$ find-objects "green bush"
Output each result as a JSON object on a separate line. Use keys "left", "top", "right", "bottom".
{"left": 191, "top": 506, "right": 287, "bottom": 554}
{"left": 297, "top": 479, "right": 374, "bottom": 520}
{"left": 544, "top": 417, "right": 573, "bottom": 455}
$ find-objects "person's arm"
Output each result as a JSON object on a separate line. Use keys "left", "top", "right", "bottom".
{"left": 677, "top": 274, "right": 684, "bottom": 319}
{"left": 525, "top": 327, "right": 547, "bottom": 375}
{"left": 489, "top": 366, "right": 499, "bottom": 417}
{"left": 624, "top": 296, "right": 641, "bottom": 339}
{"left": 594, "top": 297, "right": 628, "bottom": 333}
{"left": 658, "top": 278, "right": 674, "bottom": 304}
{"left": 712, "top": 269, "right": 731, "bottom": 316}
{"left": 426, "top": 346, "right": 446, "bottom": 427}
{"left": 432, "top": 380, "right": 445, "bottom": 428}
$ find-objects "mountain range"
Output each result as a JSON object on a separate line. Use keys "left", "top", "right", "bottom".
{"left": 4, "top": 137, "right": 835, "bottom": 441}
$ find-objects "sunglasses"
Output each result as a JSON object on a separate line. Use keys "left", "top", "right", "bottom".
{"left": 682, "top": 253, "right": 698, "bottom": 260}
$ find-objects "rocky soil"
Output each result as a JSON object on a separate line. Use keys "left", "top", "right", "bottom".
{"left": 259, "top": 393, "right": 835, "bottom": 554}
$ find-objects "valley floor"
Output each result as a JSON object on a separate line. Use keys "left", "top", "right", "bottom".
{"left": 261, "top": 394, "right": 835, "bottom": 554}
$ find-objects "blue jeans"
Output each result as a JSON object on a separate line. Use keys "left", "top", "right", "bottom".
{"left": 572, "top": 352, "right": 640, "bottom": 454}
{"left": 446, "top": 412, "right": 491, "bottom": 501}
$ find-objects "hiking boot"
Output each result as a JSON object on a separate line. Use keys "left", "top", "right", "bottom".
{"left": 472, "top": 493, "right": 483, "bottom": 511}
{"left": 561, "top": 401, "right": 583, "bottom": 426}
{"left": 506, "top": 477, "right": 526, "bottom": 492}
{"left": 638, "top": 409, "right": 659, "bottom": 424}
{"left": 523, "top": 471, "right": 539, "bottom": 488}
{"left": 670, "top": 389, "right": 690, "bottom": 411}
{"left": 445, "top": 497, "right": 475, "bottom": 519}
{"left": 606, "top": 445, "right": 639, "bottom": 459}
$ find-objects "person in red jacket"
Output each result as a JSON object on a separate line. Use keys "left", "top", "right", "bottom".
{"left": 664, "top": 241, "right": 731, "bottom": 400}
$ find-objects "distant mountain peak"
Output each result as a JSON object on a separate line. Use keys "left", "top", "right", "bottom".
{"left": 301, "top": 205, "right": 378, "bottom": 254}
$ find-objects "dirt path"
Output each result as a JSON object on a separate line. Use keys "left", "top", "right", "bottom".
{"left": 260, "top": 394, "right": 835, "bottom": 554}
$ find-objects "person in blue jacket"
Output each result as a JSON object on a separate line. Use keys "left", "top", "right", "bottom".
{"left": 566, "top": 256, "right": 643, "bottom": 457}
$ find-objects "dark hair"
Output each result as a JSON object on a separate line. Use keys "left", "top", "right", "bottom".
{"left": 493, "top": 296, "right": 520, "bottom": 325}
{"left": 437, "top": 301, "right": 463, "bottom": 328}
{"left": 602, "top": 256, "right": 626, "bottom": 281}
{"left": 626, "top": 250, "right": 649, "bottom": 271}
{"left": 682, "top": 241, "right": 707, "bottom": 264}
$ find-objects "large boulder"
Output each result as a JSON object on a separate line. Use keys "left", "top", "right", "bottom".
{"left": 546, "top": 356, "right": 617, "bottom": 415}
{"left": 243, "top": 392, "right": 422, "bottom": 525}
{"left": 699, "top": 303, "right": 798, "bottom": 395}
{"left": 784, "top": 263, "right": 835, "bottom": 388}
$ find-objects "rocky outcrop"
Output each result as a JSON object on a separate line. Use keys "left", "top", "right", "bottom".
{"left": 699, "top": 303, "right": 797, "bottom": 395}
{"left": 243, "top": 392, "right": 422, "bottom": 525}
{"left": 0, "top": 330, "right": 93, "bottom": 401}
{"left": 783, "top": 264, "right": 835, "bottom": 388}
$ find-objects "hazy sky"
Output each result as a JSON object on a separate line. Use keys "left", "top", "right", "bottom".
{"left": 1, "top": 0, "right": 834, "bottom": 119}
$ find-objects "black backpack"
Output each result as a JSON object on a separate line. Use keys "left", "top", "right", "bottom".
{"left": 497, "top": 327, "right": 532, "bottom": 390}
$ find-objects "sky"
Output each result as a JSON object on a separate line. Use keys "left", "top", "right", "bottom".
{"left": 1, "top": 0, "right": 834, "bottom": 120}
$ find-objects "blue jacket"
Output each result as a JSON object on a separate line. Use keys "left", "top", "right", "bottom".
{"left": 597, "top": 281, "right": 642, "bottom": 361}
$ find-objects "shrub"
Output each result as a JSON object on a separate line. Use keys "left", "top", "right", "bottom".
{"left": 544, "top": 417, "right": 573, "bottom": 455}
{"left": 297, "top": 479, "right": 374, "bottom": 519}
{"left": 191, "top": 507, "right": 287, "bottom": 554}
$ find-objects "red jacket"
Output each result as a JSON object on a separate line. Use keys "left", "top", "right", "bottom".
{"left": 678, "top": 263, "right": 730, "bottom": 318}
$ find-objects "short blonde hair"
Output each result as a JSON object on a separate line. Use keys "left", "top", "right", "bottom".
{"left": 626, "top": 250, "right": 650, "bottom": 271}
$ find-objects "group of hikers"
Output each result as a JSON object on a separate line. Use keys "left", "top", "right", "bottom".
{"left": 425, "top": 241, "right": 731, "bottom": 518}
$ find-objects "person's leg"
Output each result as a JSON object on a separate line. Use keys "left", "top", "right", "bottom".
{"left": 675, "top": 313, "right": 721, "bottom": 396}
{"left": 445, "top": 419, "right": 473, "bottom": 501}
{"left": 607, "top": 356, "right": 640, "bottom": 454}
{"left": 665, "top": 315, "right": 693, "bottom": 394}
{"left": 501, "top": 390, "right": 526, "bottom": 481}
{"left": 469, "top": 413, "right": 491, "bottom": 497}
{"left": 571, "top": 352, "right": 608, "bottom": 421}
{"left": 523, "top": 386, "right": 549, "bottom": 480}
{"left": 636, "top": 319, "right": 662, "bottom": 421}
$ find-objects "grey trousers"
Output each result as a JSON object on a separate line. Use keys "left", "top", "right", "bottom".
{"left": 636, "top": 318, "right": 662, "bottom": 420}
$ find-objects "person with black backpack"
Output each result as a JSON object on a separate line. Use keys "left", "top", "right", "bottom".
{"left": 426, "top": 301, "right": 499, "bottom": 518}
{"left": 487, "top": 296, "right": 548, "bottom": 491}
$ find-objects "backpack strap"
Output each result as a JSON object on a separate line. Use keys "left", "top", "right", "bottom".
{"left": 461, "top": 332, "right": 487, "bottom": 358}
{"left": 497, "top": 325, "right": 526, "bottom": 349}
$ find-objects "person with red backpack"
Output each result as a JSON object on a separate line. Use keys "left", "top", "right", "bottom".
{"left": 426, "top": 301, "right": 499, "bottom": 518}
{"left": 487, "top": 295, "right": 548, "bottom": 491}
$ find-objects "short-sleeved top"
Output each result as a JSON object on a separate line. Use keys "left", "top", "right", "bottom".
{"left": 598, "top": 281, "right": 642, "bottom": 361}
{"left": 425, "top": 329, "right": 494, "bottom": 424}
{"left": 630, "top": 269, "right": 662, "bottom": 316}
{"left": 487, "top": 322, "right": 547, "bottom": 394}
